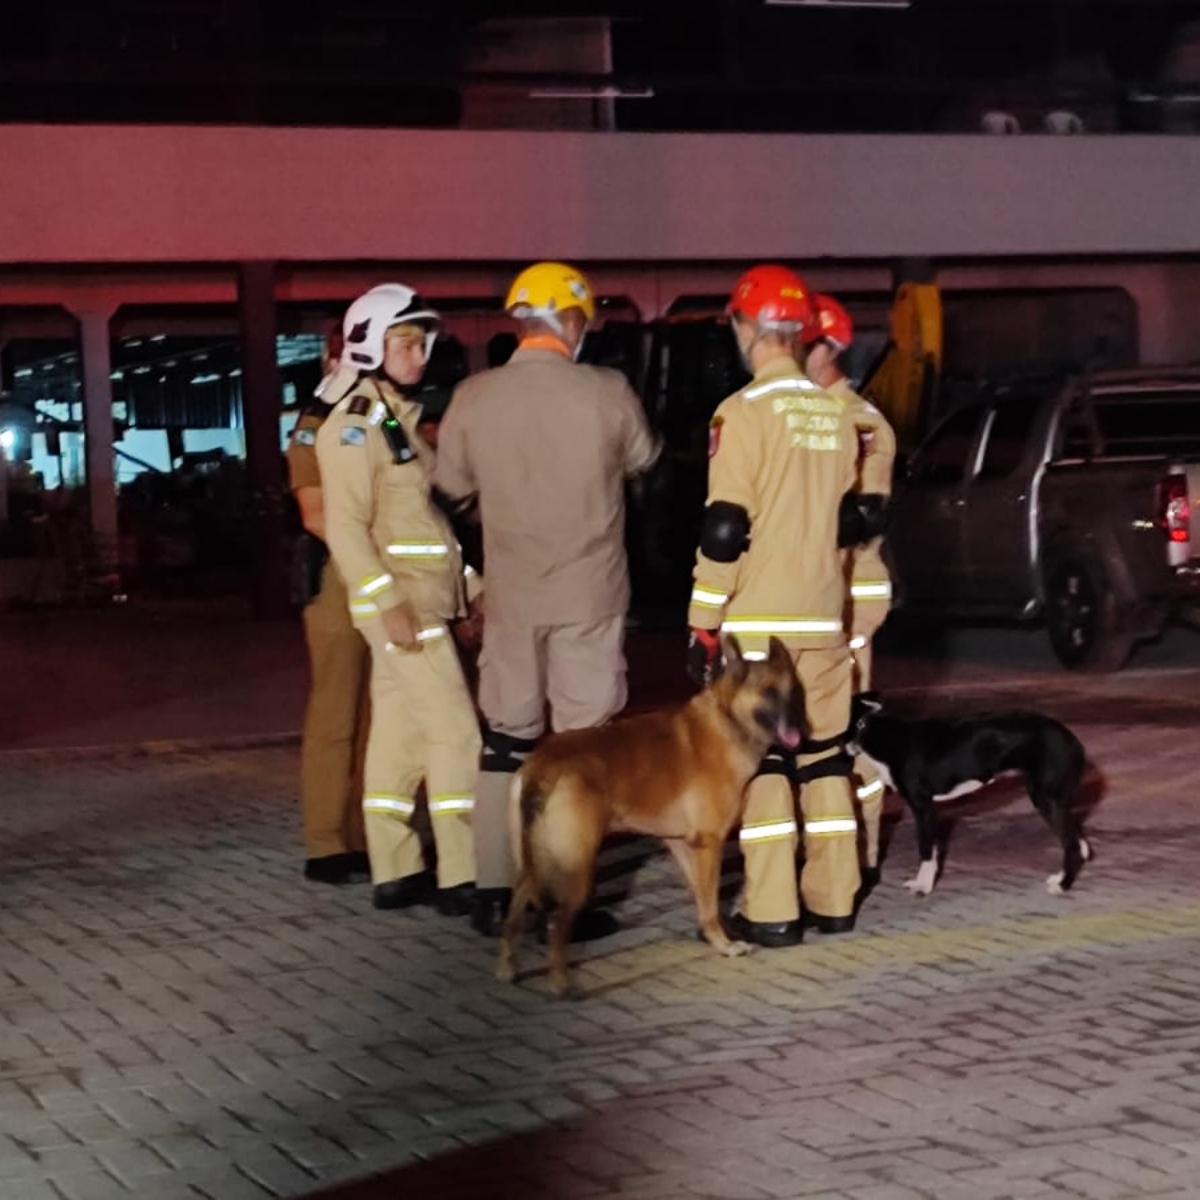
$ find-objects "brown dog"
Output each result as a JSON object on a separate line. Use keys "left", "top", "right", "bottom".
{"left": 495, "top": 635, "right": 804, "bottom": 996}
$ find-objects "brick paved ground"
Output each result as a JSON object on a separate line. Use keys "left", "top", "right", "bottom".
{"left": 4, "top": 610, "right": 1200, "bottom": 1199}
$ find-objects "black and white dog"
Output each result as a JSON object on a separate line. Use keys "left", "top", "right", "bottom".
{"left": 848, "top": 693, "right": 1092, "bottom": 896}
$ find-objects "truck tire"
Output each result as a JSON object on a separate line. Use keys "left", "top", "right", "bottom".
{"left": 1043, "top": 549, "right": 1134, "bottom": 672}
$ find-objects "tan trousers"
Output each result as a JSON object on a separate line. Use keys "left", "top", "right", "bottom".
{"left": 474, "top": 615, "right": 628, "bottom": 890}
{"left": 740, "top": 644, "right": 860, "bottom": 923}
{"left": 300, "top": 566, "right": 369, "bottom": 859}
{"left": 358, "top": 621, "right": 481, "bottom": 888}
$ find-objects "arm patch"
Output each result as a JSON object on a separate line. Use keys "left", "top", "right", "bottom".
{"left": 292, "top": 428, "right": 317, "bottom": 447}
{"left": 340, "top": 426, "right": 367, "bottom": 447}
{"left": 700, "top": 501, "right": 751, "bottom": 563}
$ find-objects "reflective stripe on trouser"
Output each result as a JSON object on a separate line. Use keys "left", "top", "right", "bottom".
{"left": 359, "top": 621, "right": 481, "bottom": 888}
{"left": 300, "top": 565, "right": 369, "bottom": 859}
{"left": 739, "top": 773, "right": 800, "bottom": 924}
{"left": 795, "top": 645, "right": 861, "bottom": 919}
{"left": 855, "top": 764, "right": 885, "bottom": 870}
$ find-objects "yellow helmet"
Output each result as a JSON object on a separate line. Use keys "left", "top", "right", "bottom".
{"left": 504, "top": 261, "right": 596, "bottom": 324}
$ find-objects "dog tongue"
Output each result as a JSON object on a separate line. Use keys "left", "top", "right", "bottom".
{"left": 778, "top": 725, "right": 802, "bottom": 750}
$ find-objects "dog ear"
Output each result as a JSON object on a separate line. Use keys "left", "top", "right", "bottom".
{"left": 766, "top": 636, "right": 794, "bottom": 673}
{"left": 719, "top": 633, "right": 748, "bottom": 684}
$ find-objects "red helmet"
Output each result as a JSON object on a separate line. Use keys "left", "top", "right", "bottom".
{"left": 727, "top": 264, "right": 816, "bottom": 334}
{"left": 802, "top": 293, "right": 854, "bottom": 351}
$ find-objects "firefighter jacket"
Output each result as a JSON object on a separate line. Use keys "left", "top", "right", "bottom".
{"left": 688, "top": 356, "right": 858, "bottom": 655}
{"left": 829, "top": 377, "right": 897, "bottom": 617}
{"left": 433, "top": 344, "right": 660, "bottom": 627}
{"left": 315, "top": 367, "right": 468, "bottom": 633}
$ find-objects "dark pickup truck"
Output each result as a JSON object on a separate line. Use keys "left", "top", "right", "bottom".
{"left": 886, "top": 366, "right": 1200, "bottom": 671}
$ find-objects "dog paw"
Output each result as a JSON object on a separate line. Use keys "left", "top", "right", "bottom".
{"left": 1045, "top": 872, "right": 1065, "bottom": 895}
{"left": 904, "top": 860, "right": 937, "bottom": 896}
{"left": 495, "top": 956, "right": 516, "bottom": 984}
{"left": 724, "top": 939, "right": 753, "bottom": 958}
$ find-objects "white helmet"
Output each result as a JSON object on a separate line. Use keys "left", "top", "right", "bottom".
{"left": 341, "top": 283, "right": 441, "bottom": 371}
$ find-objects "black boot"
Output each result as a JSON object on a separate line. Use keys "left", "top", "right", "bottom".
{"left": 435, "top": 881, "right": 477, "bottom": 917}
{"left": 726, "top": 912, "right": 804, "bottom": 948}
{"left": 469, "top": 887, "right": 512, "bottom": 937}
{"left": 801, "top": 910, "right": 856, "bottom": 935}
{"left": 372, "top": 872, "right": 435, "bottom": 910}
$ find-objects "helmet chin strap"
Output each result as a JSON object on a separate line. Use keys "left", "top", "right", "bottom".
{"left": 524, "top": 307, "right": 588, "bottom": 360}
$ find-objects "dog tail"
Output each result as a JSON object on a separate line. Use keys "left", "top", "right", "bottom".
{"left": 508, "top": 769, "right": 530, "bottom": 876}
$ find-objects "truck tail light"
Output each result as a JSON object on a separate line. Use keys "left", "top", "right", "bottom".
{"left": 1159, "top": 473, "right": 1190, "bottom": 545}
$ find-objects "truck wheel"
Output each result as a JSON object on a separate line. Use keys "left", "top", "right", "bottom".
{"left": 1044, "top": 551, "right": 1133, "bottom": 672}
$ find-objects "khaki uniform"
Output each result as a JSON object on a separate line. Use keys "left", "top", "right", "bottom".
{"left": 688, "top": 356, "right": 860, "bottom": 924}
{"left": 286, "top": 403, "right": 369, "bottom": 862}
{"left": 434, "top": 344, "right": 660, "bottom": 890}
{"left": 315, "top": 366, "right": 480, "bottom": 889}
{"left": 831, "top": 377, "right": 897, "bottom": 872}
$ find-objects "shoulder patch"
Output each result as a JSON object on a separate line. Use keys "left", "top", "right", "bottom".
{"left": 340, "top": 426, "right": 367, "bottom": 447}
{"left": 347, "top": 395, "right": 373, "bottom": 417}
{"left": 708, "top": 416, "right": 724, "bottom": 458}
{"left": 292, "top": 428, "right": 317, "bottom": 447}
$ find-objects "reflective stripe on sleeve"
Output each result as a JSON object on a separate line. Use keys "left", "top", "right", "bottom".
{"left": 690, "top": 585, "right": 730, "bottom": 610}
{"left": 387, "top": 542, "right": 450, "bottom": 558}
{"left": 850, "top": 581, "right": 892, "bottom": 600}
{"left": 350, "top": 599, "right": 378, "bottom": 617}
{"left": 357, "top": 573, "right": 394, "bottom": 598}
{"left": 739, "top": 819, "right": 798, "bottom": 844}
{"left": 804, "top": 817, "right": 859, "bottom": 837}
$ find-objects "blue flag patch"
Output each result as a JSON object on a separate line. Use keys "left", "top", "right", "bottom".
{"left": 340, "top": 426, "right": 367, "bottom": 447}
{"left": 293, "top": 428, "right": 316, "bottom": 446}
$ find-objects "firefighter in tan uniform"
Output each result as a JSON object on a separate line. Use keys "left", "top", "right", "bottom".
{"left": 802, "top": 294, "right": 896, "bottom": 883}
{"left": 687, "top": 264, "right": 861, "bottom": 946}
{"left": 315, "top": 283, "right": 480, "bottom": 915}
{"left": 434, "top": 261, "right": 661, "bottom": 939}
{"left": 286, "top": 325, "right": 370, "bottom": 886}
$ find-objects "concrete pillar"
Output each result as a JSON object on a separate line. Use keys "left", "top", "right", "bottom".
{"left": 77, "top": 307, "right": 119, "bottom": 579}
{"left": 236, "top": 261, "right": 291, "bottom": 620}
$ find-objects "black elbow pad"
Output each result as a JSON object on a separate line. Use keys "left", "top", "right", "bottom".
{"left": 700, "top": 501, "right": 751, "bottom": 563}
{"left": 837, "top": 492, "right": 890, "bottom": 548}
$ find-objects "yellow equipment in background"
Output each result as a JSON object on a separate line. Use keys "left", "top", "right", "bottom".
{"left": 860, "top": 282, "right": 943, "bottom": 453}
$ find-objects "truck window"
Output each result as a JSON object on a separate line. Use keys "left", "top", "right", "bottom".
{"left": 1092, "top": 389, "right": 1200, "bottom": 457}
{"left": 977, "top": 399, "right": 1040, "bottom": 479}
{"left": 908, "top": 405, "right": 986, "bottom": 486}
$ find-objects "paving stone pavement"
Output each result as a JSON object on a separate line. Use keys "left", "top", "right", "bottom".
{"left": 3, "top": 654, "right": 1200, "bottom": 1200}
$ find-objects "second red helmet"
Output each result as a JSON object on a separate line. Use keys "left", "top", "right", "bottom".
{"left": 802, "top": 293, "right": 854, "bottom": 351}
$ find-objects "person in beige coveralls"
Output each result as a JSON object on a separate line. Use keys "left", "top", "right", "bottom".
{"left": 316, "top": 283, "right": 480, "bottom": 915}
{"left": 433, "top": 261, "right": 660, "bottom": 939}
{"left": 286, "top": 324, "right": 371, "bottom": 887}
{"left": 801, "top": 293, "right": 897, "bottom": 886}
{"left": 687, "top": 264, "right": 862, "bottom": 946}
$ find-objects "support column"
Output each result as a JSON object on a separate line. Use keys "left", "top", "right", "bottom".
{"left": 237, "top": 261, "right": 290, "bottom": 620}
{"left": 78, "top": 307, "right": 119, "bottom": 581}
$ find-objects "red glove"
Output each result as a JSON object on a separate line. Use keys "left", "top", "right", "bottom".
{"left": 686, "top": 627, "right": 722, "bottom": 688}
